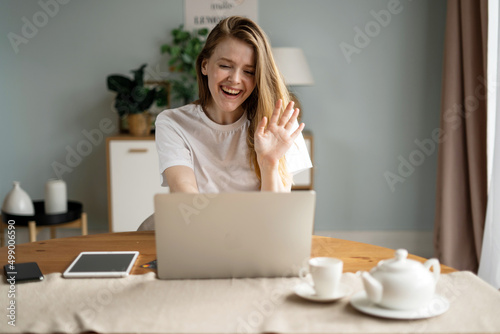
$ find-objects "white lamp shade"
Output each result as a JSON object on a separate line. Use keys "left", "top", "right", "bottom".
{"left": 272, "top": 47, "right": 314, "bottom": 86}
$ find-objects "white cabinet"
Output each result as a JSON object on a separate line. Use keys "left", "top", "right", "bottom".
{"left": 107, "top": 137, "right": 169, "bottom": 232}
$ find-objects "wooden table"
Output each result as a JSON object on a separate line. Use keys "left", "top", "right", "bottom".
{"left": 0, "top": 232, "right": 455, "bottom": 274}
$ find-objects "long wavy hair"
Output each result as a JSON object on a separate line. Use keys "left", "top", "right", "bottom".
{"left": 195, "top": 16, "right": 291, "bottom": 187}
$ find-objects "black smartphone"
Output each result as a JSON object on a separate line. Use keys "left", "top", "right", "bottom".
{"left": 4, "top": 262, "right": 44, "bottom": 283}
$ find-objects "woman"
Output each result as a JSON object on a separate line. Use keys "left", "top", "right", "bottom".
{"left": 155, "top": 16, "right": 312, "bottom": 195}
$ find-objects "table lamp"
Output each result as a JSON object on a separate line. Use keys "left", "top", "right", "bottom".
{"left": 272, "top": 47, "right": 314, "bottom": 120}
{"left": 272, "top": 47, "right": 314, "bottom": 86}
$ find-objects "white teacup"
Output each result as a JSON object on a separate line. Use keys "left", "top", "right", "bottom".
{"left": 299, "top": 257, "right": 343, "bottom": 297}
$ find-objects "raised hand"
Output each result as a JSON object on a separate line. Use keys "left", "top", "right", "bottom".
{"left": 254, "top": 99, "right": 305, "bottom": 169}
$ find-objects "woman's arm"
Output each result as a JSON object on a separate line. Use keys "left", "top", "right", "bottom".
{"left": 259, "top": 161, "right": 291, "bottom": 192}
{"left": 255, "top": 100, "right": 305, "bottom": 192}
{"left": 163, "top": 165, "right": 199, "bottom": 193}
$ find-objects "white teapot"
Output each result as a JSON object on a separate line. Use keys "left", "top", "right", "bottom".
{"left": 360, "top": 249, "right": 440, "bottom": 310}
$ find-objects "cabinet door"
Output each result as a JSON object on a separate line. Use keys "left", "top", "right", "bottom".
{"left": 109, "top": 140, "right": 169, "bottom": 232}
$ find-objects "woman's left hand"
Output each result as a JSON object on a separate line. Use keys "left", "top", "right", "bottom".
{"left": 254, "top": 99, "right": 305, "bottom": 168}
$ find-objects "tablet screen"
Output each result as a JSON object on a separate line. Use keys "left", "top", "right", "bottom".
{"left": 63, "top": 251, "right": 139, "bottom": 278}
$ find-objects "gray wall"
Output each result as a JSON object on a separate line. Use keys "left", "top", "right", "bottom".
{"left": 0, "top": 0, "right": 446, "bottom": 232}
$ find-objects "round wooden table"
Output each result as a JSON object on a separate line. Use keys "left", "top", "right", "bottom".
{"left": 0, "top": 232, "right": 455, "bottom": 275}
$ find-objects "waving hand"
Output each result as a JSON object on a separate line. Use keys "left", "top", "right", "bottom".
{"left": 254, "top": 99, "right": 305, "bottom": 167}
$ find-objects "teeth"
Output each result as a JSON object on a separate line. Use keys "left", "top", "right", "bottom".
{"left": 222, "top": 87, "right": 240, "bottom": 95}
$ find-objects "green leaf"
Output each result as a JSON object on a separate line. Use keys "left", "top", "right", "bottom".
{"left": 170, "top": 46, "right": 181, "bottom": 57}
{"left": 191, "top": 38, "right": 201, "bottom": 47}
{"left": 131, "top": 86, "right": 148, "bottom": 102}
{"left": 181, "top": 53, "right": 193, "bottom": 64}
{"left": 160, "top": 44, "right": 170, "bottom": 54}
{"left": 193, "top": 43, "right": 202, "bottom": 54}
{"left": 107, "top": 75, "right": 133, "bottom": 93}
{"left": 131, "top": 64, "right": 147, "bottom": 87}
{"left": 172, "top": 27, "right": 181, "bottom": 39}
{"left": 137, "top": 89, "right": 156, "bottom": 110}
{"left": 162, "top": 24, "right": 207, "bottom": 104}
{"left": 114, "top": 97, "right": 142, "bottom": 116}
{"left": 168, "top": 58, "right": 178, "bottom": 67}
{"left": 155, "top": 87, "right": 168, "bottom": 106}
{"left": 178, "top": 31, "right": 190, "bottom": 41}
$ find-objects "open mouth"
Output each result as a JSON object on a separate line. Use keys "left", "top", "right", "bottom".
{"left": 221, "top": 86, "right": 242, "bottom": 97}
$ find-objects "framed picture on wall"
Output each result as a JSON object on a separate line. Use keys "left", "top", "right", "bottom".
{"left": 184, "top": 0, "right": 258, "bottom": 31}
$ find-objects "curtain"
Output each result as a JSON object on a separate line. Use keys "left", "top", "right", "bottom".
{"left": 434, "top": 0, "right": 488, "bottom": 272}
{"left": 478, "top": 0, "right": 500, "bottom": 289}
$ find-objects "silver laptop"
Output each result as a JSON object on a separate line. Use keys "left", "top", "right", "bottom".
{"left": 154, "top": 191, "right": 316, "bottom": 279}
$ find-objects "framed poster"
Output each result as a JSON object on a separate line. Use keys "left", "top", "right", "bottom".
{"left": 184, "top": 0, "right": 258, "bottom": 31}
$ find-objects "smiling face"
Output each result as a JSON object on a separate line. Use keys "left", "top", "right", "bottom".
{"left": 201, "top": 37, "right": 256, "bottom": 124}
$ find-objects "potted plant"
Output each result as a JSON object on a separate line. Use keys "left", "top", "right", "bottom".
{"left": 107, "top": 64, "right": 168, "bottom": 136}
{"left": 161, "top": 25, "right": 209, "bottom": 105}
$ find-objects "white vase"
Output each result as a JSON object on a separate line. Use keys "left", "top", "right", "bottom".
{"left": 44, "top": 179, "right": 67, "bottom": 214}
{"left": 2, "top": 181, "right": 35, "bottom": 216}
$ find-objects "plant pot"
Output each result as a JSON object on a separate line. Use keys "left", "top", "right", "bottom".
{"left": 128, "top": 112, "right": 151, "bottom": 136}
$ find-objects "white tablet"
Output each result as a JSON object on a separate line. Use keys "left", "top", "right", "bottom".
{"left": 63, "top": 251, "right": 139, "bottom": 278}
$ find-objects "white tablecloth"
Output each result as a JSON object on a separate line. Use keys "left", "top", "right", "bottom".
{"left": 1, "top": 271, "right": 499, "bottom": 333}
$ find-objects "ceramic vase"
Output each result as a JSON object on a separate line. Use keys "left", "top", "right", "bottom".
{"left": 44, "top": 179, "right": 67, "bottom": 214}
{"left": 2, "top": 181, "right": 35, "bottom": 215}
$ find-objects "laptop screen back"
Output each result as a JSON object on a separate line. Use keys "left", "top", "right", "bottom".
{"left": 154, "top": 191, "right": 316, "bottom": 279}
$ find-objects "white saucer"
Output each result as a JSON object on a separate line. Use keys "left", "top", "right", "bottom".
{"left": 350, "top": 291, "right": 450, "bottom": 320}
{"left": 294, "top": 283, "right": 352, "bottom": 303}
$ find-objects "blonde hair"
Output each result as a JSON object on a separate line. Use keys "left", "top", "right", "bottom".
{"left": 195, "top": 16, "right": 291, "bottom": 187}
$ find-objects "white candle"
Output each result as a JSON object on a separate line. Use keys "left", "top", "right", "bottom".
{"left": 45, "top": 179, "right": 67, "bottom": 214}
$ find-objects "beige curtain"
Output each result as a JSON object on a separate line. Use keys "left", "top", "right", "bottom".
{"left": 434, "top": 0, "right": 488, "bottom": 272}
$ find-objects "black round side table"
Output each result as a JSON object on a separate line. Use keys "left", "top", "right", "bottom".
{"left": 0, "top": 200, "right": 87, "bottom": 246}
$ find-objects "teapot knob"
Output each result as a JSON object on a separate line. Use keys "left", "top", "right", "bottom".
{"left": 395, "top": 249, "right": 408, "bottom": 261}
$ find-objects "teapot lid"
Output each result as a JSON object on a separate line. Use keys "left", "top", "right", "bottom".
{"left": 377, "top": 249, "right": 423, "bottom": 272}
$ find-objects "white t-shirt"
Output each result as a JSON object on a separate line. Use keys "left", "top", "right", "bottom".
{"left": 155, "top": 103, "right": 312, "bottom": 192}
